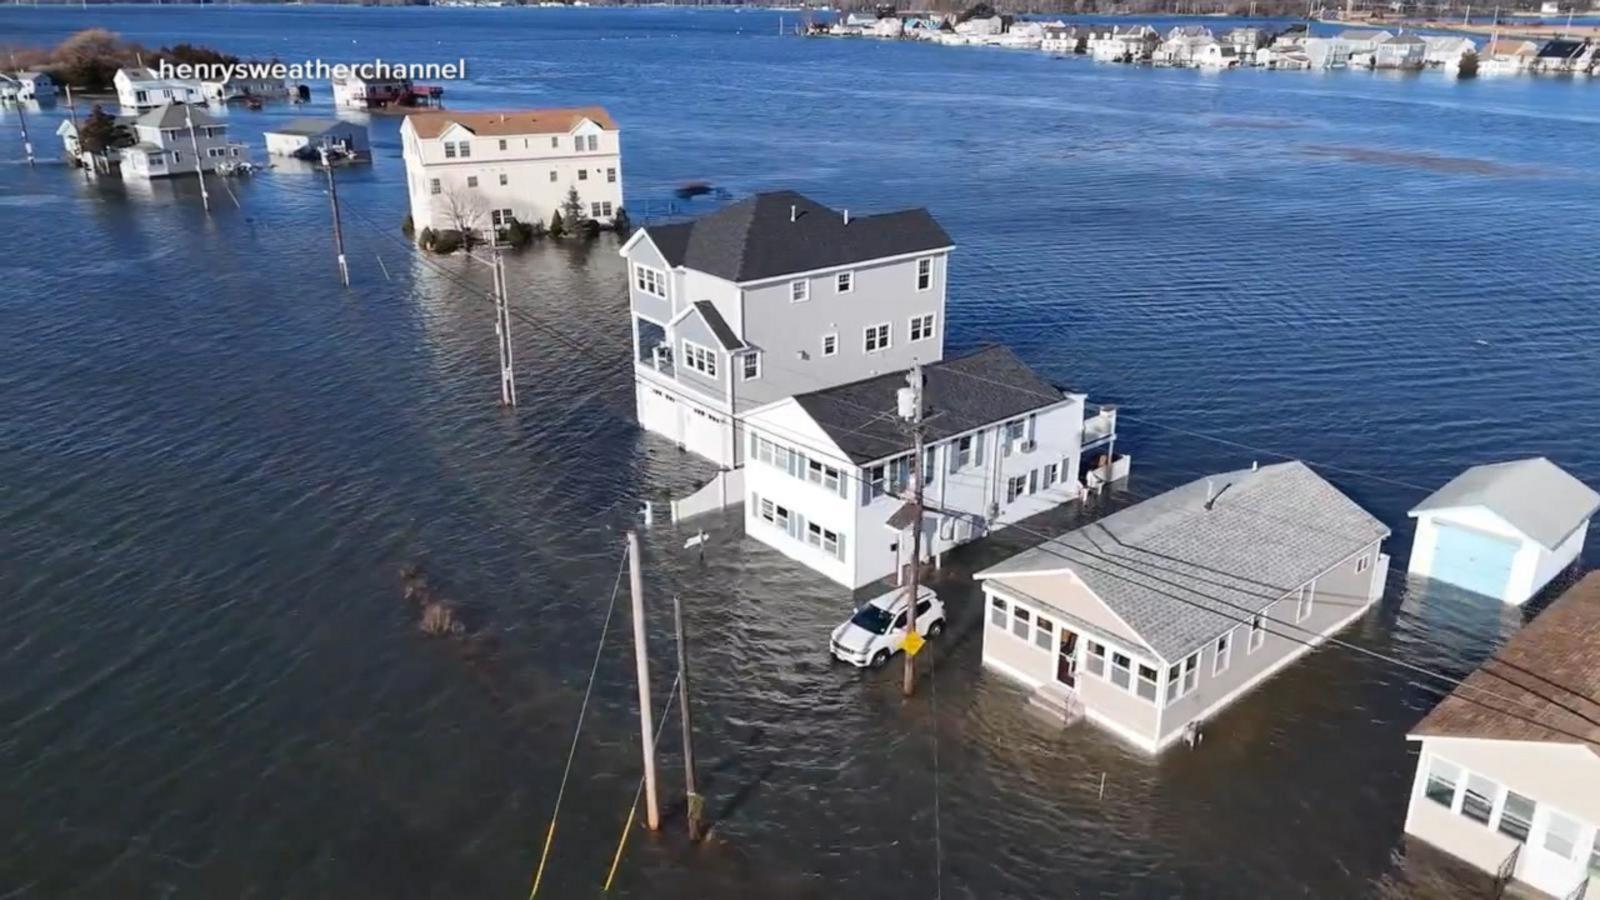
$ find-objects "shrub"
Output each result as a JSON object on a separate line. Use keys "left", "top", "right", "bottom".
{"left": 576, "top": 217, "right": 601, "bottom": 240}
{"left": 418, "top": 226, "right": 435, "bottom": 249}
{"left": 430, "top": 229, "right": 463, "bottom": 254}
{"left": 548, "top": 209, "right": 565, "bottom": 239}
{"left": 611, "top": 207, "right": 631, "bottom": 235}
{"left": 504, "top": 219, "right": 536, "bottom": 248}
{"left": 401, "top": 214, "right": 414, "bottom": 237}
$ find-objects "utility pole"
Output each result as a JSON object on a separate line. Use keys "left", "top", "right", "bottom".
{"left": 672, "top": 594, "right": 703, "bottom": 841}
{"left": 183, "top": 103, "right": 209, "bottom": 213}
{"left": 492, "top": 249, "right": 517, "bottom": 407}
{"left": 16, "top": 100, "right": 34, "bottom": 167}
{"left": 627, "top": 531, "right": 661, "bottom": 832}
{"left": 319, "top": 145, "right": 349, "bottom": 287}
{"left": 900, "top": 363, "right": 926, "bottom": 698}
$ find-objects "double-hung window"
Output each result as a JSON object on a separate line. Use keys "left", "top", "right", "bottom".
{"left": 1545, "top": 811, "right": 1582, "bottom": 861}
{"left": 578, "top": 169, "right": 588, "bottom": 181}
{"left": 1248, "top": 611, "right": 1267, "bottom": 652}
{"left": 741, "top": 351, "right": 761, "bottom": 381}
{"left": 790, "top": 280, "right": 809, "bottom": 303}
{"left": 498, "top": 139, "right": 507, "bottom": 151}
{"left": 1085, "top": 641, "right": 1106, "bottom": 677}
{"left": 443, "top": 141, "right": 457, "bottom": 159}
{"left": 822, "top": 334, "right": 838, "bottom": 357}
{"left": 1034, "top": 617, "right": 1053, "bottom": 651}
{"left": 466, "top": 175, "right": 479, "bottom": 188}
{"left": 989, "top": 596, "right": 1008, "bottom": 628}
{"left": 682, "top": 340, "right": 717, "bottom": 378}
{"left": 1498, "top": 791, "right": 1535, "bottom": 843}
{"left": 1043, "top": 463, "right": 1059, "bottom": 486}
{"left": 953, "top": 435, "right": 974, "bottom": 469}
{"left": 910, "top": 313, "right": 935, "bottom": 342}
{"left": 1136, "top": 665, "right": 1159, "bottom": 702}
{"left": 1011, "top": 606, "right": 1031, "bottom": 640}
{"left": 499, "top": 173, "right": 509, "bottom": 186}
{"left": 1109, "top": 652, "right": 1132, "bottom": 690}
{"left": 1006, "top": 475, "right": 1027, "bottom": 503}
{"left": 1460, "top": 774, "right": 1495, "bottom": 825}
{"left": 915, "top": 257, "right": 933, "bottom": 291}
{"left": 806, "top": 522, "right": 841, "bottom": 560}
{"left": 1213, "top": 631, "right": 1232, "bottom": 676}
{"left": 837, "top": 271, "right": 854, "bottom": 293}
{"left": 1165, "top": 651, "right": 1200, "bottom": 705}
{"left": 607, "top": 167, "right": 617, "bottom": 183}
{"left": 458, "top": 141, "right": 471, "bottom": 158}
{"left": 864, "top": 323, "right": 890, "bottom": 352}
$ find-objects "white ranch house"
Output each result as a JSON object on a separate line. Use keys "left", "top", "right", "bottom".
{"left": 1407, "top": 457, "right": 1597, "bottom": 606}
{"left": 741, "top": 345, "right": 1120, "bottom": 589}
{"left": 977, "top": 461, "right": 1390, "bottom": 754}
{"left": 114, "top": 67, "right": 204, "bottom": 111}
{"left": 1404, "top": 572, "right": 1600, "bottom": 900}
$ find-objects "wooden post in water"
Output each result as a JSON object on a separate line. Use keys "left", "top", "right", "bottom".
{"left": 16, "top": 101, "right": 34, "bottom": 167}
{"left": 319, "top": 146, "right": 350, "bottom": 287}
{"left": 672, "top": 594, "right": 703, "bottom": 841}
{"left": 627, "top": 531, "right": 661, "bottom": 831}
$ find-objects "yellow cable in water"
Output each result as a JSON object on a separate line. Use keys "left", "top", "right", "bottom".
{"left": 602, "top": 801, "right": 639, "bottom": 892}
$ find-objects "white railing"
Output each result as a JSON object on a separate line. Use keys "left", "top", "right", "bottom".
{"left": 1083, "top": 406, "right": 1117, "bottom": 446}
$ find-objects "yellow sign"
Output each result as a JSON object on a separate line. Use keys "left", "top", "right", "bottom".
{"left": 902, "top": 630, "right": 926, "bottom": 657}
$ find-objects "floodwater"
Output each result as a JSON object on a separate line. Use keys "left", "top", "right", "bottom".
{"left": 1, "top": 7, "right": 1598, "bottom": 898}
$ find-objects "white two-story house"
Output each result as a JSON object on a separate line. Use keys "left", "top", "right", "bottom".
{"left": 114, "top": 67, "right": 204, "bottom": 112}
{"left": 120, "top": 104, "right": 248, "bottom": 180}
{"left": 620, "top": 190, "right": 955, "bottom": 468}
{"left": 401, "top": 107, "right": 622, "bottom": 237}
{"left": 742, "top": 345, "right": 1118, "bottom": 589}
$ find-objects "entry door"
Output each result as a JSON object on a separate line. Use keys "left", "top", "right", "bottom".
{"left": 1056, "top": 631, "right": 1079, "bottom": 688}
{"left": 1520, "top": 808, "right": 1588, "bottom": 896}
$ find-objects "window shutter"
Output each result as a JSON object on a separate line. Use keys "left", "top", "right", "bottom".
{"left": 947, "top": 442, "right": 959, "bottom": 475}
{"left": 1027, "top": 413, "right": 1037, "bottom": 442}
{"left": 974, "top": 431, "right": 986, "bottom": 466}
{"left": 838, "top": 471, "right": 849, "bottom": 500}
{"left": 836, "top": 531, "right": 846, "bottom": 561}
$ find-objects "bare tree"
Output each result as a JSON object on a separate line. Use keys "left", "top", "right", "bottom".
{"left": 439, "top": 187, "right": 487, "bottom": 246}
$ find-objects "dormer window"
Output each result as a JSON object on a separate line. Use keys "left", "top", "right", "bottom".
{"left": 498, "top": 139, "right": 507, "bottom": 150}
{"left": 443, "top": 141, "right": 457, "bottom": 159}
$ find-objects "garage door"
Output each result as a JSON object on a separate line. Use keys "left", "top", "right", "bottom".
{"left": 1430, "top": 522, "right": 1518, "bottom": 599}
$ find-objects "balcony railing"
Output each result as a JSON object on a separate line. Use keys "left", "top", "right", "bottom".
{"left": 1082, "top": 406, "right": 1117, "bottom": 448}
{"left": 1491, "top": 843, "right": 1519, "bottom": 899}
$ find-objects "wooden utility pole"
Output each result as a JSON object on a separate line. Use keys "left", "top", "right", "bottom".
{"left": 16, "top": 100, "right": 34, "bottom": 167}
{"left": 672, "top": 594, "right": 703, "bottom": 841}
{"left": 627, "top": 531, "right": 661, "bottom": 831}
{"left": 902, "top": 362, "right": 926, "bottom": 698}
{"left": 183, "top": 104, "right": 209, "bottom": 213}
{"left": 319, "top": 146, "right": 349, "bottom": 287}
{"left": 491, "top": 249, "right": 517, "bottom": 406}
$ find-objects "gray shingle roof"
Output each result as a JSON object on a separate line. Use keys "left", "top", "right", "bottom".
{"left": 1409, "top": 457, "right": 1598, "bottom": 550}
{"left": 268, "top": 117, "right": 348, "bottom": 137}
{"left": 979, "top": 462, "right": 1390, "bottom": 661}
{"left": 136, "top": 104, "right": 220, "bottom": 129}
{"left": 690, "top": 301, "right": 744, "bottom": 352}
{"left": 641, "top": 190, "right": 952, "bottom": 283}
{"left": 791, "top": 345, "right": 1066, "bottom": 465}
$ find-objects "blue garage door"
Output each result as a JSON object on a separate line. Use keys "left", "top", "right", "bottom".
{"left": 1430, "top": 523, "right": 1517, "bottom": 598}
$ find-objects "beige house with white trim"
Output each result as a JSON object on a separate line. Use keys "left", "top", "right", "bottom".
{"left": 976, "top": 461, "right": 1390, "bottom": 753}
{"left": 1403, "top": 572, "right": 1600, "bottom": 899}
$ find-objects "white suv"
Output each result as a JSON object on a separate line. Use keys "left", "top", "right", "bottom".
{"left": 829, "top": 585, "right": 946, "bottom": 669}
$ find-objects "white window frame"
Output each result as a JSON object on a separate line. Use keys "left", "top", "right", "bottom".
{"left": 790, "top": 280, "right": 810, "bottom": 303}
{"left": 1295, "top": 584, "right": 1314, "bottom": 623}
{"left": 443, "top": 140, "right": 457, "bottom": 159}
{"left": 681, "top": 340, "right": 717, "bottom": 378}
{"left": 821, "top": 333, "right": 838, "bottom": 357}
{"left": 1043, "top": 463, "right": 1059, "bottom": 486}
{"left": 1135, "top": 663, "right": 1159, "bottom": 702}
{"left": 1085, "top": 640, "right": 1106, "bottom": 677}
{"left": 837, "top": 271, "right": 854, "bottom": 293}
{"left": 1213, "top": 630, "right": 1232, "bottom": 676}
{"left": 915, "top": 256, "right": 933, "bottom": 291}
{"left": 1011, "top": 605, "right": 1031, "bottom": 640}
{"left": 953, "top": 435, "right": 974, "bottom": 469}
{"left": 1033, "top": 616, "right": 1054, "bottom": 651}
{"left": 864, "top": 322, "right": 891, "bottom": 353}
{"left": 1109, "top": 651, "right": 1133, "bottom": 691}
{"left": 910, "top": 313, "right": 936, "bottom": 342}
{"left": 1249, "top": 607, "right": 1268, "bottom": 652}
{"left": 741, "top": 351, "right": 761, "bottom": 381}
{"left": 1006, "top": 474, "right": 1027, "bottom": 503}
{"left": 634, "top": 265, "right": 667, "bottom": 299}
{"left": 466, "top": 175, "right": 479, "bottom": 188}
{"left": 499, "top": 173, "right": 509, "bottom": 186}
{"left": 1164, "top": 651, "right": 1200, "bottom": 705}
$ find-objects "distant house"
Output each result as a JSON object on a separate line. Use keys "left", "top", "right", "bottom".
{"left": 1423, "top": 35, "right": 1479, "bottom": 69}
{"left": 263, "top": 118, "right": 370, "bottom": 160}
{"left": 1306, "top": 29, "right": 1394, "bottom": 68}
{"left": 955, "top": 14, "right": 1004, "bottom": 36}
{"left": 1370, "top": 32, "right": 1428, "bottom": 69}
{"left": 1088, "top": 25, "right": 1160, "bottom": 62}
{"left": 0, "top": 74, "right": 20, "bottom": 101}
{"left": 742, "top": 346, "right": 1112, "bottom": 589}
{"left": 1257, "top": 44, "right": 1312, "bottom": 69}
{"left": 1482, "top": 39, "right": 1541, "bottom": 73}
{"left": 977, "top": 461, "right": 1390, "bottom": 754}
{"left": 56, "top": 112, "right": 138, "bottom": 168}
{"left": 1403, "top": 572, "right": 1600, "bottom": 900}
{"left": 201, "top": 74, "right": 290, "bottom": 104}
{"left": 331, "top": 74, "right": 412, "bottom": 110}
{"left": 1222, "top": 25, "right": 1270, "bottom": 60}
{"left": 1407, "top": 458, "right": 1597, "bottom": 606}
{"left": 844, "top": 11, "right": 878, "bottom": 27}
{"left": 871, "top": 17, "right": 904, "bottom": 38}
{"left": 15, "top": 71, "right": 57, "bottom": 101}
{"left": 1041, "top": 24, "right": 1090, "bottom": 54}
{"left": 119, "top": 104, "right": 249, "bottom": 180}
{"left": 1532, "top": 38, "right": 1597, "bottom": 73}
{"left": 1154, "top": 25, "right": 1217, "bottom": 67}
{"left": 114, "top": 67, "right": 204, "bottom": 111}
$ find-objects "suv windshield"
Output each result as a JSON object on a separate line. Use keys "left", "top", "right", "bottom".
{"left": 849, "top": 605, "right": 895, "bottom": 635}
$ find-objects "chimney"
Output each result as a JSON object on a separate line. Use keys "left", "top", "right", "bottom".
{"left": 790, "top": 204, "right": 797, "bottom": 223}
{"left": 843, "top": 209, "right": 850, "bottom": 225}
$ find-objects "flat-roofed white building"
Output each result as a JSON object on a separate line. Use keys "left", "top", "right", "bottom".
{"left": 401, "top": 107, "right": 622, "bottom": 237}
